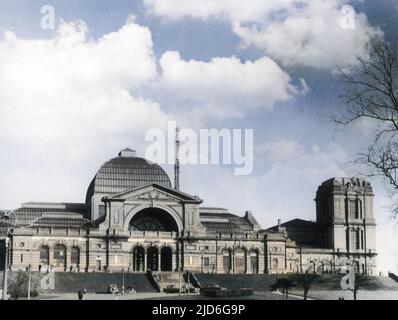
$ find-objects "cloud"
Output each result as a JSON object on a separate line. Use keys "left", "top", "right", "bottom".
{"left": 255, "top": 140, "right": 302, "bottom": 163}
{"left": 233, "top": 1, "right": 381, "bottom": 70}
{"left": 144, "top": 0, "right": 381, "bottom": 70}
{"left": 158, "top": 51, "right": 307, "bottom": 119}
{"left": 144, "top": 0, "right": 291, "bottom": 22}
{"left": 0, "top": 20, "right": 170, "bottom": 208}
{"left": 182, "top": 141, "right": 350, "bottom": 226}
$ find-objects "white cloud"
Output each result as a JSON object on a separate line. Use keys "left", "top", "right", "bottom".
{"left": 182, "top": 141, "right": 350, "bottom": 226}
{"left": 144, "top": 0, "right": 291, "bottom": 22}
{"left": 144, "top": 0, "right": 381, "bottom": 70}
{"left": 234, "top": 1, "right": 381, "bottom": 70}
{"left": 255, "top": 140, "right": 302, "bottom": 163}
{"left": 0, "top": 20, "right": 170, "bottom": 208}
{"left": 158, "top": 51, "right": 306, "bottom": 119}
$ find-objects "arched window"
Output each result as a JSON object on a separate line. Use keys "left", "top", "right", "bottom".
{"left": 53, "top": 244, "right": 67, "bottom": 270}
{"left": 161, "top": 247, "right": 173, "bottom": 271}
{"left": 132, "top": 246, "right": 145, "bottom": 272}
{"left": 234, "top": 248, "right": 246, "bottom": 274}
{"left": 147, "top": 246, "right": 159, "bottom": 271}
{"left": 71, "top": 247, "right": 80, "bottom": 266}
{"left": 249, "top": 249, "right": 259, "bottom": 274}
{"left": 222, "top": 249, "right": 232, "bottom": 274}
{"left": 40, "top": 246, "right": 49, "bottom": 265}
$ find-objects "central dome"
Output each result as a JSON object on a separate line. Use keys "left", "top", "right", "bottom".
{"left": 86, "top": 149, "right": 172, "bottom": 204}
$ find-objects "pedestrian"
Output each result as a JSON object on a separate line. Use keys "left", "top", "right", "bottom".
{"left": 78, "top": 289, "right": 83, "bottom": 300}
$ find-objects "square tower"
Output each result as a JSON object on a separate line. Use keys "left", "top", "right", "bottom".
{"left": 315, "top": 177, "right": 376, "bottom": 256}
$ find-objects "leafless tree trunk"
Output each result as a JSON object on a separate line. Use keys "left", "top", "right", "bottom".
{"left": 334, "top": 39, "right": 398, "bottom": 213}
{"left": 349, "top": 273, "right": 371, "bottom": 301}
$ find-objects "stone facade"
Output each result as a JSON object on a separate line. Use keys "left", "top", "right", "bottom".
{"left": 0, "top": 151, "right": 377, "bottom": 276}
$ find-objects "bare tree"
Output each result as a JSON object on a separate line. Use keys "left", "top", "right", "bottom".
{"left": 334, "top": 38, "right": 398, "bottom": 211}
{"left": 292, "top": 271, "right": 321, "bottom": 300}
{"left": 349, "top": 273, "right": 373, "bottom": 301}
{"left": 270, "top": 278, "right": 296, "bottom": 300}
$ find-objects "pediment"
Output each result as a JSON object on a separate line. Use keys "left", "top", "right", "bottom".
{"left": 103, "top": 183, "right": 202, "bottom": 204}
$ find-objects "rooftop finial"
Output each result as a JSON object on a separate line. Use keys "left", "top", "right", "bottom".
{"left": 118, "top": 148, "right": 136, "bottom": 158}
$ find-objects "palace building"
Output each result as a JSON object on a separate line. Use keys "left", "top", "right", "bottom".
{"left": 0, "top": 149, "right": 377, "bottom": 275}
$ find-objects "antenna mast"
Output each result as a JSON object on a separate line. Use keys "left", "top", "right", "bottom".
{"left": 174, "top": 126, "right": 180, "bottom": 191}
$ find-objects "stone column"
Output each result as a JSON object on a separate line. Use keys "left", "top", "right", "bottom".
{"left": 172, "top": 249, "right": 177, "bottom": 271}
{"left": 246, "top": 253, "right": 250, "bottom": 274}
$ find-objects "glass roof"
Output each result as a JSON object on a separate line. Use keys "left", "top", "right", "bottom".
{"left": 86, "top": 155, "right": 172, "bottom": 203}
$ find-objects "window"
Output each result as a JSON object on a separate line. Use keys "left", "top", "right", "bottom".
{"left": 204, "top": 257, "right": 210, "bottom": 267}
{"left": 53, "top": 244, "right": 67, "bottom": 268}
{"left": 272, "top": 258, "right": 278, "bottom": 268}
{"left": 20, "top": 254, "right": 23, "bottom": 263}
{"left": 71, "top": 247, "right": 80, "bottom": 265}
{"left": 40, "top": 246, "right": 50, "bottom": 265}
{"left": 350, "top": 230, "right": 360, "bottom": 250}
{"left": 349, "top": 199, "right": 359, "bottom": 219}
{"left": 361, "top": 230, "right": 364, "bottom": 250}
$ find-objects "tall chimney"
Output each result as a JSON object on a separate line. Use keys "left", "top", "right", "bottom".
{"left": 174, "top": 126, "right": 180, "bottom": 190}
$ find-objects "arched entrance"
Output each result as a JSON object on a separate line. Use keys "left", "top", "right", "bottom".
{"left": 222, "top": 249, "right": 232, "bottom": 274}
{"left": 234, "top": 248, "right": 246, "bottom": 274}
{"left": 147, "top": 246, "right": 159, "bottom": 271}
{"left": 318, "top": 261, "right": 325, "bottom": 274}
{"left": 53, "top": 244, "right": 67, "bottom": 271}
{"left": 249, "top": 249, "right": 259, "bottom": 274}
{"left": 39, "top": 246, "right": 50, "bottom": 266}
{"left": 71, "top": 247, "right": 80, "bottom": 268}
{"left": 132, "top": 246, "right": 145, "bottom": 272}
{"left": 161, "top": 247, "right": 173, "bottom": 271}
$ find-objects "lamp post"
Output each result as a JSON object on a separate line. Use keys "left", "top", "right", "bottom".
{"left": 268, "top": 250, "right": 272, "bottom": 275}
{"left": 215, "top": 236, "right": 218, "bottom": 274}
{"left": 2, "top": 235, "right": 9, "bottom": 300}
{"left": 178, "top": 259, "right": 181, "bottom": 296}
{"left": 201, "top": 251, "right": 204, "bottom": 274}
{"left": 27, "top": 264, "right": 31, "bottom": 300}
{"left": 187, "top": 271, "right": 190, "bottom": 296}
{"left": 122, "top": 268, "right": 125, "bottom": 295}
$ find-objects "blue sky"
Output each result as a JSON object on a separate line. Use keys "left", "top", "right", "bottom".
{"left": 1, "top": 0, "right": 398, "bottom": 271}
